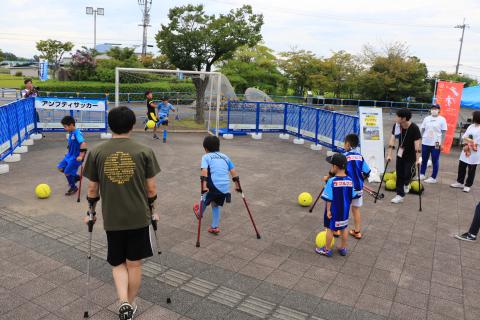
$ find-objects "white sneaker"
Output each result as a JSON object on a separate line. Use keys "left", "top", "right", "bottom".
{"left": 450, "top": 182, "right": 464, "bottom": 189}
{"left": 420, "top": 174, "right": 426, "bottom": 180}
{"left": 404, "top": 185, "right": 411, "bottom": 194}
{"left": 424, "top": 177, "right": 437, "bottom": 184}
{"left": 463, "top": 187, "right": 471, "bottom": 193}
{"left": 391, "top": 195, "right": 404, "bottom": 203}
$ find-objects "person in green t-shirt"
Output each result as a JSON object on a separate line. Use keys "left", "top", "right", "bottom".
{"left": 83, "top": 106, "right": 161, "bottom": 319}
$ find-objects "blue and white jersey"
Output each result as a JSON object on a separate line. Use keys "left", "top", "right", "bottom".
{"left": 322, "top": 176, "right": 359, "bottom": 229}
{"left": 344, "top": 148, "right": 371, "bottom": 192}
{"left": 201, "top": 152, "right": 235, "bottom": 194}
{"left": 67, "top": 129, "right": 85, "bottom": 159}
{"left": 157, "top": 102, "right": 175, "bottom": 118}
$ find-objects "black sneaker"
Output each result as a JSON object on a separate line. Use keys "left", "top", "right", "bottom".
{"left": 144, "top": 125, "right": 148, "bottom": 132}
{"left": 163, "top": 138, "right": 166, "bottom": 143}
{"left": 65, "top": 186, "right": 78, "bottom": 196}
{"left": 118, "top": 302, "right": 134, "bottom": 320}
{"left": 153, "top": 134, "right": 159, "bottom": 140}
{"left": 454, "top": 232, "right": 477, "bottom": 242}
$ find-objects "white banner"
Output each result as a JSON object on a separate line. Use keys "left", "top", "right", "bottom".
{"left": 35, "top": 97, "right": 106, "bottom": 112}
{"left": 359, "top": 107, "right": 385, "bottom": 174}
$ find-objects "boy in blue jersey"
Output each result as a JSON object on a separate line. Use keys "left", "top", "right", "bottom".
{"left": 156, "top": 97, "right": 176, "bottom": 143}
{"left": 343, "top": 134, "right": 371, "bottom": 240}
{"left": 57, "top": 116, "right": 87, "bottom": 196}
{"left": 193, "top": 136, "right": 241, "bottom": 234}
{"left": 316, "top": 153, "right": 359, "bottom": 257}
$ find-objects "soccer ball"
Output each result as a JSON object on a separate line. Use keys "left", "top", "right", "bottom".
{"left": 385, "top": 179, "right": 396, "bottom": 191}
{"left": 298, "top": 192, "right": 313, "bottom": 207}
{"left": 315, "top": 230, "right": 335, "bottom": 248}
{"left": 146, "top": 120, "right": 156, "bottom": 129}
{"left": 35, "top": 184, "right": 51, "bottom": 199}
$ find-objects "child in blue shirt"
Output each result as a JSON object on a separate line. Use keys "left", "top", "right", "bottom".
{"left": 57, "top": 116, "right": 87, "bottom": 196}
{"left": 156, "top": 97, "right": 176, "bottom": 143}
{"left": 193, "top": 136, "right": 241, "bottom": 234}
{"left": 316, "top": 153, "right": 359, "bottom": 257}
{"left": 343, "top": 134, "right": 371, "bottom": 239}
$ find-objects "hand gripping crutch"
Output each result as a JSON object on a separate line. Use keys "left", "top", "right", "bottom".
{"left": 83, "top": 197, "right": 98, "bottom": 319}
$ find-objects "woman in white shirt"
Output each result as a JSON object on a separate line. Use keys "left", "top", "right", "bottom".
{"left": 451, "top": 111, "right": 480, "bottom": 193}
{"left": 420, "top": 104, "right": 447, "bottom": 183}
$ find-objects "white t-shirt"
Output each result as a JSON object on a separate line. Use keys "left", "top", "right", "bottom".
{"left": 420, "top": 115, "right": 447, "bottom": 146}
{"left": 460, "top": 124, "right": 480, "bottom": 165}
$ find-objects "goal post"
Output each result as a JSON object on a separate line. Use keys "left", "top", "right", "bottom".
{"left": 115, "top": 67, "right": 223, "bottom": 136}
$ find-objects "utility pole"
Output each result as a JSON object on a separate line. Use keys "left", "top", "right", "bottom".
{"left": 138, "top": 0, "right": 152, "bottom": 57}
{"left": 454, "top": 18, "right": 469, "bottom": 75}
{"left": 86, "top": 7, "right": 105, "bottom": 50}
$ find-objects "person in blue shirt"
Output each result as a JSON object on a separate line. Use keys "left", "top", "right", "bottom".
{"left": 316, "top": 153, "right": 359, "bottom": 257}
{"left": 57, "top": 116, "right": 87, "bottom": 196}
{"left": 343, "top": 134, "right": 371, "bottom": 240}
{"left": 156, "top": 97, "right": 176, "bottom": 143}
{"left": 193, "top": 136, "right": 241, "bottom": 234}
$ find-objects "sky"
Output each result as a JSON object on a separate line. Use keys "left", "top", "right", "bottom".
{"left": 1, "top": 0, "right": 480, "bottom": 78}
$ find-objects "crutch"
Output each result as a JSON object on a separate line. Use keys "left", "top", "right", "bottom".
{"left": 196, "top": 183, "right": 205, "bottom": 248}
{"left": 375, "top": 159, "right": 390, "bottom": 203}
{"left": 237, "top": 181, "right": 261, "bottom": 239}
{"left": 363, "top": 185, "right": 384, "bottom": 200}
{"left": 417, "top": 163, "right": 422, "bottom": 212}
{"left": 77, "top": 162, "right": 84, "bottom": 203}
{"left": 83, "top": 199, "right": 96, "bottom": 318}
{"left": 309, "top": 188, "right": 324, "bottom": 213}
{"left": 150, "top": 216, "right": 172, "bottom": 304}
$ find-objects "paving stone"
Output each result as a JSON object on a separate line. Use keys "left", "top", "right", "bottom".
{"left": 349, "top": 308, "right": 387, "bottom": 320}
{"left": 362, "top": 280, "right": 396, "bottom": 300}
{"left": 214, "top": 254, "right": 249, "bottom": 272}
{"left": 87, "top": 283, "right": 118, "bottom": 307}
{"left": 280, "top": 290, "right": 321, "bottom": 314}
{"left": 0, "top": 288, "right": 27, "bottom": 313}
{"left": 225, "top": 273, "right": 261, "bottom": 293}
{"left": 0, "top": 266, "right": 38, "bottom": 289}
{"left": 24, "top": 257, "right": 63, "bottom": 275}
{"left": 239, "top": 262, "right": 275, "bottom": 280}
{"left": 136, "top": 305, "right": 181, "bottom": 320}
{"left": 237, "top": 295, "right": 275, "bottom": 319}
{"left": 13, "top": 276, "right": 57, "bottom": 300}
{"left": 354, "top": 293, "right": 392, "bottom": 317}
{"left": 33, "top": 287, "right": 79, "bottom": 312}
{"left": 252, "top": 282, "right": 289, "bottom": 304}
{"left": 225, "top": 309, "right": 258, "bottom": 320}
{"left": 1, "top": 301, "right": 49, "bottom": 320}
{"left": 54, "top": 298, "right": 103, "bottom": 320}
{"left": 304, "top": 266, "right": 338, "bottom": 284}
{"left": 397, "top": 274, "right": 430, "bottom": 295}
{"left": 313, "top": 299, "right": 353, "bottom": 320}
{"left": 185, "top": 299, "right": 231, "bottom": 320}
{"left": 42, "top": 265, "right": 83, "bottom": 285}
{"left": 389, "top": 302, "right": 427, "bottom": 320}
{"left": 87, "top": 309, "right": 118, "bottom": 320}
{"left": 323, "top": 285, "right": 360, "bottom": 307}
{"left": 429, "top": 282, "right": 463, "bottom": 304}
{"left": 252, "top": 252, "right": 286, "bottom": 269}
{"left": 293, "top": 277, "right": 329, "bottom": 298}
{"left": 427, "top": 296, "right": 464, "bottom": 319}
{"left": 430, "top": 271, "right": 462, "bottom": 289}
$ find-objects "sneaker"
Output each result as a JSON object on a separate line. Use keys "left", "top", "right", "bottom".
{"left": 419, "top": 174, "right": 426, "bottom": 180}
{"left": 315, "top": 246, "right": 333, "bottom": 257}
{"left": 424, "top": 177, "right": 437, "bottom": 184}
{"left": 193, "top": 203, "right": 203, "bottom": 219}
{"left": 463, "top": 186, "right": 471, "bottom": 193}
{"left": 404, "top": 185, "right": 410, "bottom": 194}
{"left": 454, "top": 232, "right": 477, "bottom": 242}
{"left": 450, "top": 182, "right": 464, "bottom": 189}
{"left": 163, "top": 138, "right": 166, "bottom": 143}
{"left": 132, "top": 304, "right": 138, "bottom": 319}
{"left": 338, "top": 247, "right": 348, "bottom": 256}
{"left": 391, "top": 195, "right": 404, "bottom": 204}
{"left": 118, "top": 302, "right": 134, "bottom": 320}
{"left": 208, "top": 227, "right": 220, "bottom": 234}
{"left": 153, "top": 134, "right": 160, "bottom": 140}
{"left": 144, "top": 125, "right": 148, "bottom": 132}
{"left": 332, "top": 230, "right": 341, "bottom": 238}
{"left": 65, "top": 186, "right": 78, "bottom": 196}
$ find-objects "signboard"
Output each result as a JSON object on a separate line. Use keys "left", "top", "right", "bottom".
{"left": 359, "top": 107, "right": 385, "bottom": 173}
{"left": 435, "top": 81, "right": 464, "bottom": 154}
{"left": 39, "top": 60, "right": 49, "bottom": 81}
{"left": 35, "top": 97, "right": 106, "bottom": 112}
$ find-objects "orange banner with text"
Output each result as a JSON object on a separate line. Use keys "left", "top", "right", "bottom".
{"left": 436, "top": 81, "right": 464, "bottom": 154}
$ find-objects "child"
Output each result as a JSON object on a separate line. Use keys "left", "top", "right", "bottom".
{"left": 343, "top": 134, "right": 370, "bottom": 239}
{"left": 156, "top": 97, "right": 176, "bottom": 143}
{"left": 193, "top": 136, "right": 241, "bottom": 234}
{"left": 144, "top": 91, "right": 160, "bottom": 139}
{"left": 57, "top": 116, "right": 87, "bottom": 196}
{"left": 316, "top": 153, "right": 359, "bottom": 257}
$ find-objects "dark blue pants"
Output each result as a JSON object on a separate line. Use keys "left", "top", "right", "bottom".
{"left": 420, "top": 144, "right": 441, "bottom": 178}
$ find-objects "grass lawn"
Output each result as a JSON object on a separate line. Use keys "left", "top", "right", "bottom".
{"left": 0, "top": 74, "right": 28, "bottom": 89}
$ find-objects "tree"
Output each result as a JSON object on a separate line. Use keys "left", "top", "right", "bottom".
{"left": 435, "top": 71, "right": 478, "bottom": 88}
{"left": 278, "top": 49, "right": 322, "bottom": 96}
{"left": 156, "top": 4, "right": 263, "bottom": 123}
{"left": 107, "top": 47, "right": 137, "bottom": 61}
{"left": 36, "top": 39, "right": 74, "bottom": 79}
{"left": 140, "top": 54, "right": 174, "bottom": 69}
{"left": 219, "top": 44, "right": 285, "bottom": 94}
{"left": 70, "top": 47, "right": 97, "bottom": 81}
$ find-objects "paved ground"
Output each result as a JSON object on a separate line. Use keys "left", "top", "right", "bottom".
{"left": 0, "top": 129, "right": 479, "bottom": 320}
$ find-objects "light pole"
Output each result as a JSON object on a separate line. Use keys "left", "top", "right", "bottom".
{"left": 454, "top": 18, "right": 469, "bottom": 75}
{"left": 86, "top": 7, "right": 104, "bottom": 50}
{"left": 138, "top": 0, "right": 152, "bottom": 57}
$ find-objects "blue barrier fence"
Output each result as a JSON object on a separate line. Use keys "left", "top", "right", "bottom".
{"left": 227, "top": 101, "right": 359, "bottom": 151}
{"left": 0, "top": 98, "right": 36, "bottom": 161}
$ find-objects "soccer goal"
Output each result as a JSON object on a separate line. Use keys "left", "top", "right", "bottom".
{"left": 115, "top": 67, "right": 232, "bottom": 135}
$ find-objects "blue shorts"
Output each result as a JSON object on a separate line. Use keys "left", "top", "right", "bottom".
{"left": 324, "top": 211, "right": 348, "bottom": 231}
{"left": 57, "top": 157, "right": 81, "bottom": 176}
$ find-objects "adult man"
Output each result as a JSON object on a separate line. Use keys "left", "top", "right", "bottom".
{"left": 420, "top": 104, "right": 447, "bottom": 183}
{"left": 386, "top": 109, "right": 422, "bottom": 204}
{"left": 21, "top": 78, "right": 38, "bottom": 98}
{"left": 83, "top": 106, "right": 161, "bottom": 319}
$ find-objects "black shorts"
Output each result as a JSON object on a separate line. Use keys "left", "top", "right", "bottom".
{"left": 106, "top": 226, "right": 153, "bottom": 266}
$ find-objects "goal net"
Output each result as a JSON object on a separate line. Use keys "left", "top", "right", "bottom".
{"left": 115, "top": 68, "right": 229, "bottom": 135}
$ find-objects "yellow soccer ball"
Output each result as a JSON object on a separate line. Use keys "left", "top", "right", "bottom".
{"left": 298, "top": 192, "right": 313, "bottom": 207}
{"left": 35, "top": 184, "right": 51, "bottom": 199}
{"left": 315, "top": 230, "right": 335, "bottom": 248}
{"left": 385, "top": 179, "right": 396, "bottom": 191}
{"left": 146, "top": 120, "right": 156, "bottom": 129}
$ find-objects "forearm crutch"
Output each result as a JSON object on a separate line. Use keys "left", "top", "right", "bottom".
{"left": 375, "top": 159, "right": 390, "bottom": 203}
{"left": 237, "top": 181, "right": 261, "bottom": 239}
{"left": 83, "top": 199, "right": 96, "bottom": 318}
{"left": 417, "top": 163, "right": 422, "bottom": 212}
{"left": 77, "top": 163, "right": 84, "bottom": 203}
{"left": 196, "top": 184, "right": 205, "bottom": 248}
{"left": 309, "top": 188, "right": 324, "bottom": 213}
{"left": 363, "top": 185, "right": 384, "bottom": 200}
{"left": 151, "top": 216, "right": 172, "bottom": 304}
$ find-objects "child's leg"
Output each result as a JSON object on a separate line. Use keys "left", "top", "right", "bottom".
{"left": 351, "top": 206, "right": 361, "bottom": 232}
{"left": 340, "top": 228, "right": 348, "bottom": 249}
{"left": 211, "top": 204, "right": 221, "bottom": 228}
{"left": 325, "top": 228, "right": 334, "bottom": 250}
{"left": 163, "top": 128, "right": 167, "bottom": 141}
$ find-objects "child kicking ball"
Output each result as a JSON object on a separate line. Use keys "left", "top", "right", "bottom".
{"left": 57, "top": 116, "right": 87, "bottom": 196}
{"left": 193, "top": 136, "right": 241, "bottom": 234}
{"left": 316, "top": 153, "right": 359, "bottom": 257}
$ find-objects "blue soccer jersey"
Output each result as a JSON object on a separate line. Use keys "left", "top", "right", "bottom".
{"left": 321, "top": 176, "right": 359, "bottom": 230}
{"left": 157, "top": 102, "right": 175, "bottom": 118}
{"left": 201, "top": 152, "right": 235, "bottom": 194}
{"left": 344, "top": 149, "right": 371, "bottom": 192}
{"left": 67, "top": 129, "right": 85, "bottom": 159}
